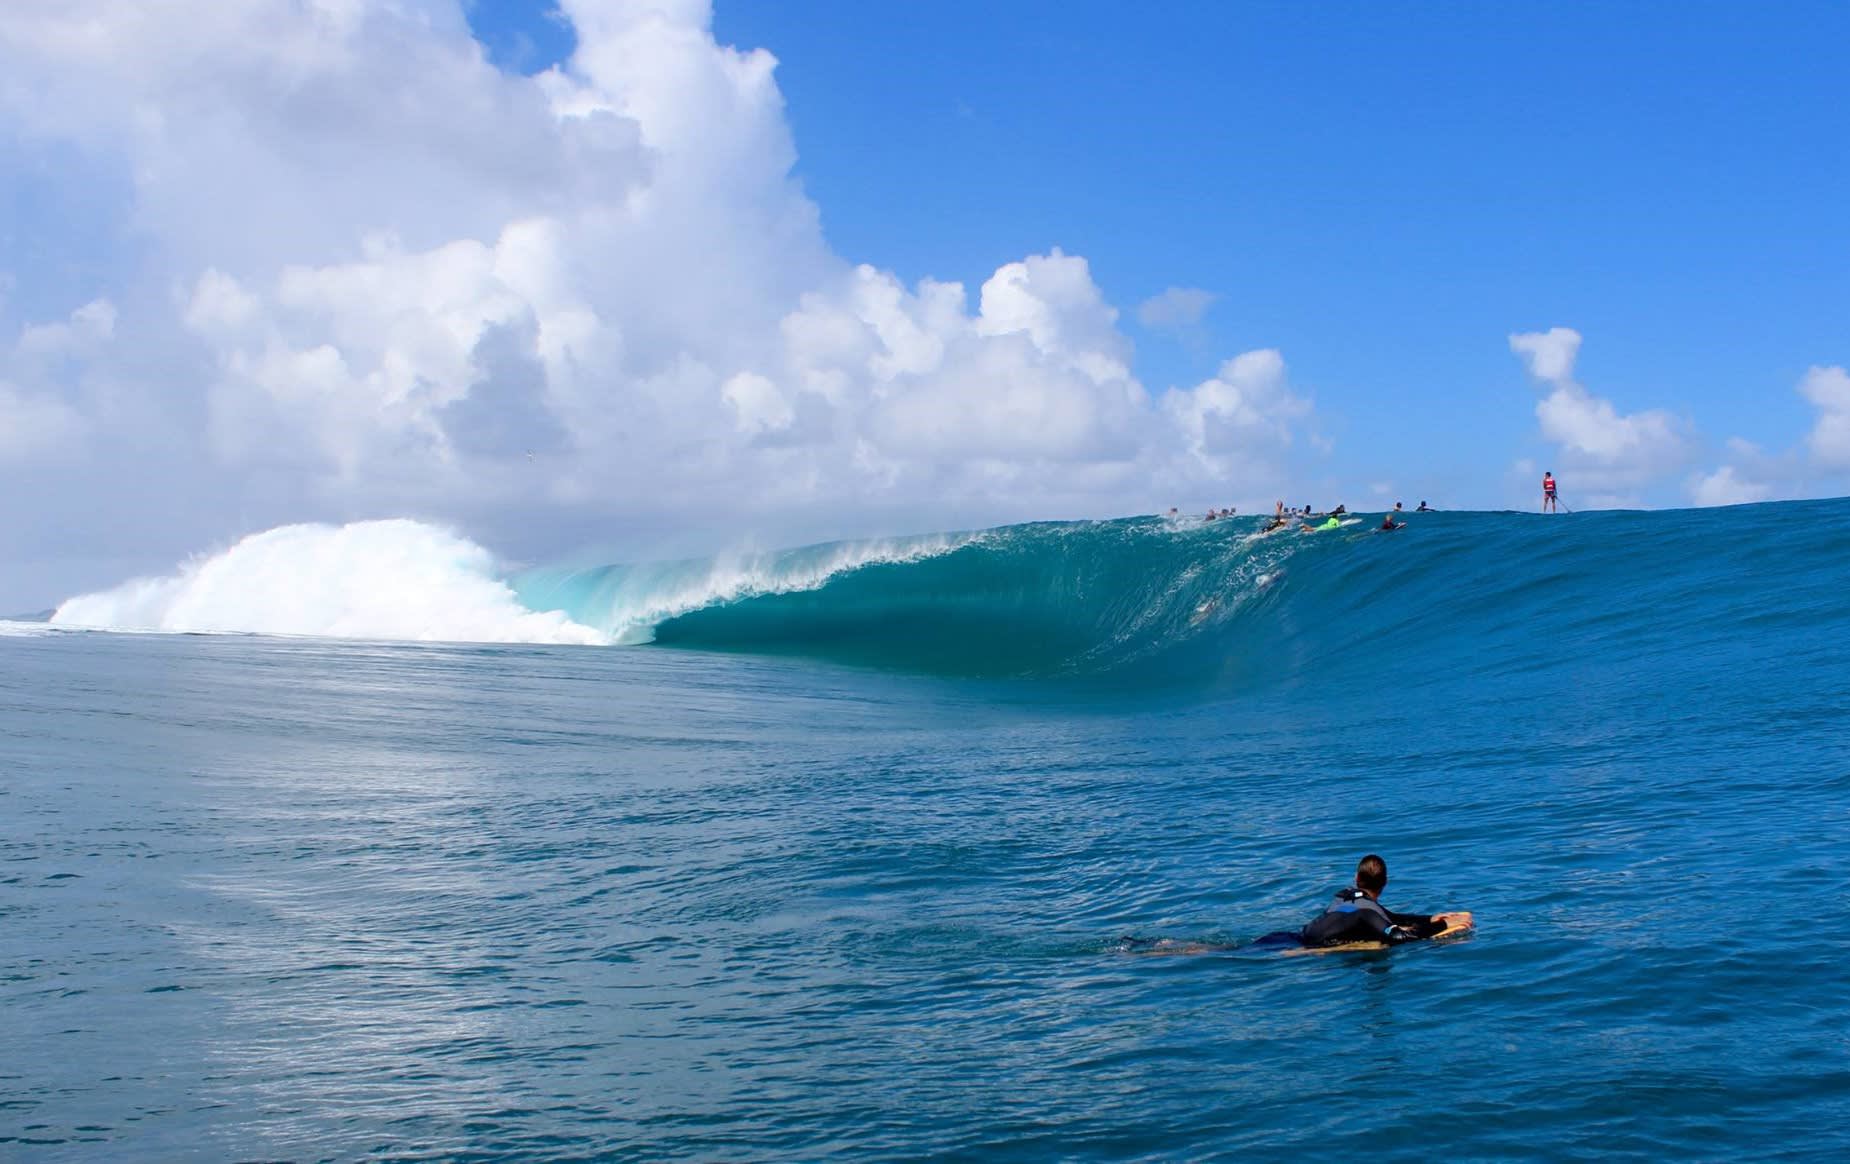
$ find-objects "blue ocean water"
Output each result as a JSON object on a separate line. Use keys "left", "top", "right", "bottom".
{"left": 5, "top": 503, "right": 1850, "bottom": 1159}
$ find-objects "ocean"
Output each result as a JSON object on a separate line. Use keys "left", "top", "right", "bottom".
{"left": 5, "top": 502, "right": 1849, "bottom": 1159}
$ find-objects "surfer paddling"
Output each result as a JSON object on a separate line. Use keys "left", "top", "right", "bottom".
{"left": 1119, "top": 854, "right": 1471, "bottom": 956}
{"left": 1542, "top": 471, "right": 1558, "bottom": 513}
{"left": 1267, "top": 854, "right": 1469, "bottom": 949}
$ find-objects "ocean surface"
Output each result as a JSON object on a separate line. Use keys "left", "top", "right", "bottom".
{"left": 5, "top": 502, "right": 1850, "bottom": 1159}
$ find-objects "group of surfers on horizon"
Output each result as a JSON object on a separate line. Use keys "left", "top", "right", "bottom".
{"left": 1170, "top": 500, "right": 1434, "bottom": 534}
{"left": 1173, "top": 471, "right": 1563, "bottom": 530}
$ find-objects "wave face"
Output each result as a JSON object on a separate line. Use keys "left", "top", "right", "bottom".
{"left": 542, "top": 518, "right": 1291, "bottom": 678}
{"left": 536, "top": 498, "right": 1850, "bottom": 682}
{"left": 50, "top": 500, "right": 1850, "bottom": 683}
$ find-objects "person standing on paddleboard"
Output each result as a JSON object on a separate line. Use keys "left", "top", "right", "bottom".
{"left": 1542, "top": 471, "right": 1558, "bottom": 513}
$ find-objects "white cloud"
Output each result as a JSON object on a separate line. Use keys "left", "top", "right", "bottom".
{"left": 0, "top": 0, "right": 1322, "bottom": 603}
{"left": 1688, "top": 367, "right": 1850, "bottom": 506}
{"left": 1533, "top": 386, "right": 1686, "bottom": 465}
{"left": 763, "top": 251, "right": 1158, "bottom": 471}
{"left": 1799, "top": 364, "right": 1850, "bottom": 470}
{"left": 720, "top": 371, "right": 792, "bottom": 435}
{"left": 17, "top": 299, "right": 117, "bottom": 357}
{"left": 1509, "top": 327, "right": 1691, "bottom": 488}
{"left": 1162, "top": 349, "right": 1312, "bottom": 474}
{"left": 0, "top": 381, "right": 83, "bottom": 462}
{"left": 1509, "top": 326, "right": 1580, "bottom": 385}
{"left": 1136, "top": 286, "right": 1216, "bottom": 332}
{"left": 1689, "top": 463, "right": 1772, "bottom": 508}
{"left": 0, "top": 299, "right": 112, "bottom": 462}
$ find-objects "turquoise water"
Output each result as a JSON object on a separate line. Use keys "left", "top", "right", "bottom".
{"left": 6, "top": 504, "right": 1850, "bottom": 1158}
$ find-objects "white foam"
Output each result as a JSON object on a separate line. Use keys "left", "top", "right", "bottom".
{"left": 0, "top": 620, "right": 59, "bottom": 637}
{"left": 52, "top": 520, "right": 606, "bottom": 646}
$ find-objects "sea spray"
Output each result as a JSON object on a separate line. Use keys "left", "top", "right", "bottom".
{"left": 51, "top": 520, "right": 606, "bottom": 645}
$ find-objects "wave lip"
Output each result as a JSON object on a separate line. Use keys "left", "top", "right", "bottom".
{"left": 515, "top": 532, "right": 978, "bottom": 645}
{"left": 51, "top": 520, "right": 606, "bottom": 646}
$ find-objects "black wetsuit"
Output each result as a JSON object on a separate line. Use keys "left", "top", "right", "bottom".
{"left": 1298, "top": 887, "right": 1445, "bottom": 947}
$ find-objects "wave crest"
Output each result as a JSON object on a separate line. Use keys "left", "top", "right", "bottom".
{"left": 514, "top": 533, "right": 976, "bottom": 644}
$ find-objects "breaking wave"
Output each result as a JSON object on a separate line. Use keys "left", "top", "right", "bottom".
{"left": 52, "top": 499, "right": 1841, "bottom": 681}
{"left": 47, "top": 513, "right": 1307, "bottom": 674}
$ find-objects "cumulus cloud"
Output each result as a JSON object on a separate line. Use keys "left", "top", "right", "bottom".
{"left": 0, "top": 300, "right": 112, "bottom": 462}
{"left": 1162, "top": 349, "right": 1312, "bottom": 475}
{"left": 1136, "top": 287, "right": 1216, "bottom": 332}
{"left": 17, "top": 299, "right": 117, "bottom": 357}
{"left": 1508, "top": 327, "right": 1581, "bottom": 385}
{"left": 0, "top": 0, "right": 1321, "bottom": 605}
{"left": 0, "top": 382, "right": 84, "bottom": 463}
{"left": 1509, "top": 327, "right": 1692, "bottom": 492}
{"left": 1689, "top": 463, "right": 1772, "bottom": 508}
{"left": 1798, "top": 364, "right": 1850, "bottom": 470}
{"left": 1687, "top": 366, "right": 1850, "bottom": 506}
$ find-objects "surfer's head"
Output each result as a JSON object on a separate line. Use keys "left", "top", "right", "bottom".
{"left": 1356, "top": 854, "right": 1388, "bottom": 897}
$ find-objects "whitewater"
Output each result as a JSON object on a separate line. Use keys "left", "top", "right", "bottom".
{"left": 8, "top": 499, "right": 1850, "bottom": 1159}
{"left": 46, "top": 518, "right": 983, "bottom": 650}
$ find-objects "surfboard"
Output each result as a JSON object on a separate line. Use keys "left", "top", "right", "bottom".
{"left": 1280, "top": 910, "right": 1473, "bottom": 956}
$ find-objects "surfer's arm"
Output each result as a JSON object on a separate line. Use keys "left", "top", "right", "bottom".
{"left": 1384, "top": 909, "right": 1448, "bottom": 939}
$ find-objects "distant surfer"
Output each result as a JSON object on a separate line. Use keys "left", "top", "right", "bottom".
{"left": 1116, "top": 854, "right": 1468, "bottom": 958}
{"left": 1542, "top": 471, "right": 1558, "bottom": 513}
{"left": 1380, "top": 514, "right": 1404, "bottom": 531}
{"left": 1260, "top": 855, "right": 1464, "bottom": 949}
{"left": 1260, "top": 501, "right": 1287, "bottom": 533}
{"left": 1416, "top": 501, "right": 1433, "bottom": 512}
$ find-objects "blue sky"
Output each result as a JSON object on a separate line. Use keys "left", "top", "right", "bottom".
{"left": 470, "top": 0, "right": 1850, "bottom": 502}
{"left": 3, "top": 1, "right": 1848, "bottom": 610}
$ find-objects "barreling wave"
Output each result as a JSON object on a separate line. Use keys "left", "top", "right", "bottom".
{"left": 49, "top": 499, "right": 1850, "bottom": 683}
{"left": 512, "top": 531, "right": 979, "bottom": 646}
{"left": 47, "top": 514, "right": 1297, "bottom": 674}
{"left": 550, "top": 517, "right": 1299, "bottom": 678}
